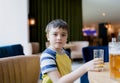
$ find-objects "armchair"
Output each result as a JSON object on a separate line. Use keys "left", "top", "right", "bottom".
{"left": 0, "top": 55, "right": 40, "bottom": 83}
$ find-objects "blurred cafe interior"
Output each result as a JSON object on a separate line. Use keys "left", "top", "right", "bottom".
{"left": 28, "top": 0, "right": 120, "bottom": 52}
{"left": 0, "top": 0, "right": 120, "bottom": 83}
{"left": 0, "top": 0, "right": 120, "bottom": 59}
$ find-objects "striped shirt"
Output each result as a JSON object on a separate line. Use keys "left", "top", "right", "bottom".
{"left": 40, "top": 47, "right": 70, "bottom": 75}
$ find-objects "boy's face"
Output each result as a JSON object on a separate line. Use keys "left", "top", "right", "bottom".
{"left": 47, "top": 27, "right": 68, "bottom": 50}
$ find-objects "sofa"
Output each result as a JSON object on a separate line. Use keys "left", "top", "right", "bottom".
{"left": 80, "top": 46, "right": 109, "bottom": 83}
{"left": 0, "top": 44, "right": 24, "bottom": 58}
{"left": 70, "top": 41, "right": 89, "bottom": 59}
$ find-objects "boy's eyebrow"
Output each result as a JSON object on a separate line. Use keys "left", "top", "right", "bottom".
{"left": 52, "top": 32, "right": 67, "bottom": 34}
{"left": 62, "top": 32, "right": 67, "bottom": 34}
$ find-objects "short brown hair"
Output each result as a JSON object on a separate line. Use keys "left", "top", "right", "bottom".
{"left": 45, "top": 19, "right": 69, "bottom": 33}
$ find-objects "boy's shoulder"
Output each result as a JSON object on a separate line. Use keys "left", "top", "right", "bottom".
{"left": 40, "top": 48, "right": 56, "bottom": 60}
{"left": 41, "top": 48, "right": 71, "bottom": 58}
{"left": 42, "top": 48, "right": 56, "bottom": 56}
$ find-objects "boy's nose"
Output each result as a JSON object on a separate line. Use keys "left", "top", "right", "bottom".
{"left": 57, "top": 35, "right": 62, "bottom": 39}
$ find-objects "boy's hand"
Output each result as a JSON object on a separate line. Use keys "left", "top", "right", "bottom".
{"left": 86, "top": 58, "right": 104, "bottom": 72}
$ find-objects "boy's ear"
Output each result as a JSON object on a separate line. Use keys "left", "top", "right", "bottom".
{"left": 46, "top": 34, "right": 49, "bottom": 41}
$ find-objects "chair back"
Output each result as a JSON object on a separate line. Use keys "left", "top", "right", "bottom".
{"left": 0, "top": 55, "right": 40, "bottom": 83}
{"left": 82, "top": 46, "right": 109, "bottom": 62}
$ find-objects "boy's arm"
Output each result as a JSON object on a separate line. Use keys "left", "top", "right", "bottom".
{"left": 48, "top": 58, "right": 103, "bottom": 83}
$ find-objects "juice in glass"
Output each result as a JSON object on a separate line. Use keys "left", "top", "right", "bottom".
{"left": 93, "top": 49, "right": 104, "bottom": 69}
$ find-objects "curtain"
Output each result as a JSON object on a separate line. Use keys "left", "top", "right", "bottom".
{"left": 29, "top": 0, "right": 83, "bottom": 52}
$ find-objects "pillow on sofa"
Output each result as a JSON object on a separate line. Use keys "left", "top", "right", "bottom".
{"left": 0, "top": 44, "right": 24, "bottom": 58}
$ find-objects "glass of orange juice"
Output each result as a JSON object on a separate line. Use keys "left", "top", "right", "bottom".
{"left": 93, "top": 49, "right": 104, "bottom": 70}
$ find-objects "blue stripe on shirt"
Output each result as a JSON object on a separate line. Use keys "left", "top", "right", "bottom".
{"left": 41, "top": 64, "right": 57, "bottom": 72}
{"left": 43, "top": 48, "right": 56, "bottom": 57}
{"left": 41, "top": 56, "right": 55, "bottom": 61}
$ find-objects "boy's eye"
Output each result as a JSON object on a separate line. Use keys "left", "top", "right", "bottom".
{"left": 61, "top": 34, "right": 66, "bottom": 37}
{"left": 52, "top": 33, "right": 67, "bottom": 37}
{"left": 53, "top": 34, "right": 57, "bottom": 36}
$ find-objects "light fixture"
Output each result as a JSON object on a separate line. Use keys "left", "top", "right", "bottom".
{"left": 101, "top": 13, "right": 114, "bottom": 34}
{"left": 29, "top": 18, "right": 36, "bottom": 26}
{"left": 28, "top": 14, "right": 36, "bottom": 26}
{"left": 105, "top": 23, "right": 114, "bottom": 34}
{"left": 105, "top": 23, "right": 112, "bottom": 28}
{"left": 102, "top": 12, "right": 106, "bottom": 17}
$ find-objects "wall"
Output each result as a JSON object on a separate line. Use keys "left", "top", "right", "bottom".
{"left": 0, "top": 0, "right": 31, "bottom": 54}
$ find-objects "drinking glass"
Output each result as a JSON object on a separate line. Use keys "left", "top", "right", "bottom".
{"left": 93, "top": 49, "right": 104, "bottom": 70}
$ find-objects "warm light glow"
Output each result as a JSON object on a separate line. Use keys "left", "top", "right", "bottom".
{"left": 105, "top": 23, "right": 112, "bottom": 28}
{"left": 105, "top": 23, "right": 114, "bottom": 34}
{"left": 102, "top": 13, "right": 106, "bottom": 17}
{"left": 29, "top": 18, "right": 35, "bottom": 26}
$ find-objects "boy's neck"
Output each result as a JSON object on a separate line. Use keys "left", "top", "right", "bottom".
{"left": 49, "top": 46, "right": 64, "bottom": 54}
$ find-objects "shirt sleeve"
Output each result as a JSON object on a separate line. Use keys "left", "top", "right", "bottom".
{"left": 40, "top": 53, "right": 57, "bottom": 74}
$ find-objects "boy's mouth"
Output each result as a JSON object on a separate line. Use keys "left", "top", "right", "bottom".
{"left": 56, "top": 42, "right": 63, "bottom": 44}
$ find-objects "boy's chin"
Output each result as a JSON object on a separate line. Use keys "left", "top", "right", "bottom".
{"left": 55, "top": 46, "right": 63, "bottom": 49}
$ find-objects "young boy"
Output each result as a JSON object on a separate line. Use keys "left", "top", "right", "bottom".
{"left": 40, "top": 19, "right": 103, "bottom": 83}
